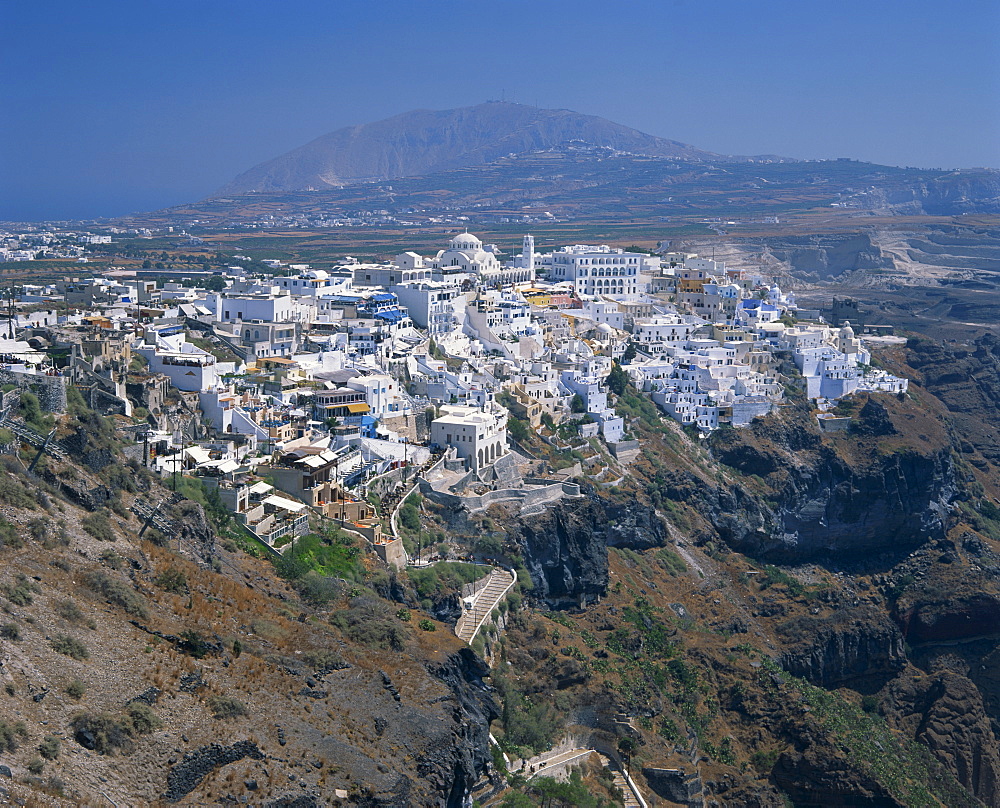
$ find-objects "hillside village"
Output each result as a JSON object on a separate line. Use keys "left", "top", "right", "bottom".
{"left": 0, "top": 232, "right": 907, "bottom": 563}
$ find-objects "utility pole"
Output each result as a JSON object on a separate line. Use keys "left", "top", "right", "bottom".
{"left": 7, "top": 284, "right": 15, "bottom": 339}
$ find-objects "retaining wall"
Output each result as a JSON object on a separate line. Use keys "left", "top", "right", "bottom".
{"left": 0, "top": 370, "right": 66, "bottom": 414}
{"left": 417, "top": 479, "right": 581, "bottom": 513}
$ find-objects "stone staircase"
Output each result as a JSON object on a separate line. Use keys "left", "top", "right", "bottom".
{"left": 456, "top": 568, "right": 516, "bottom": 644}
{"left": 597, "top": 755, "right": 642, "bottom": 808}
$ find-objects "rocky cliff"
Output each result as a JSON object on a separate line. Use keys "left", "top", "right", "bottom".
{"left": 513, "top": 497, "right": 670, "bottom": 607}
{"left": 481, "top": 364, "right": 1000, "bottom": 805}
{"left": 777, "top": 606, "right": 907, "bottom": 691}
{"left": 704, "top": 395, "right": 956, "bottom": 564}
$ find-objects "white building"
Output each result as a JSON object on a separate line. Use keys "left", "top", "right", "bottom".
{"left": 346, "top": 373, "right": 406, "bottom": 419}
{"left": 136, "top": 331, "right": 218, "bottom": 393}
{"left": 431, "top": 400, "right": 509, "bottom": 472}
{"left": 391, "top": 280, "right": 460, "bottom": 335}
{"left": 548, "top": 245, "right": 651, "bottom": 298}
{"left": 209, "top": 293, "right": 296, "bottom": 324}
{"left": 275, "top": 269, "right": 345, "bottom": 297}
{"left": 432, "top": 232, "right": 533, "bottom": 286}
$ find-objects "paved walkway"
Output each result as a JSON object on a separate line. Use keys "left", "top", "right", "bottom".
{"left": 455, "top": 567, "right": 516, "bottom": 644}
{"left": 598, "top": 754, "right": 643, "bottom": 808}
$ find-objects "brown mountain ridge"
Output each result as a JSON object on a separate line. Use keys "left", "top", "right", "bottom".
{"left": 213, "top": 102, "right": 752, "bottom": 196}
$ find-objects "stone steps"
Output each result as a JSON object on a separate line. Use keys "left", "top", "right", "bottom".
{"left": 597, "top": 755, "right": 642, "bottom": 808}
{"left": 456, "top": 569, "right": 516, "bottom": 643}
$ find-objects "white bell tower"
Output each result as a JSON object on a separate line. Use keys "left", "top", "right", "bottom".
{"left": 522, "top": 234, "right": 535, "bottom": 271}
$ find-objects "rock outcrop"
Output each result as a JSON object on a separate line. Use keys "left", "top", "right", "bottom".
{"left": 162, "top": 741, "right": 265, "bottom": 803}
{"left": 705, "top": 396, "right": 956, "bottom": 564}
{"left": 897, "top": 592, "right": 1000, "bottom": 645}
{"left": 771, "top": 746, "right": 903, "bottom": 807}
{"left": 777, "top": 608, "right": 907, "bottom": 691}
{"left": 422, "top": 648, "right": 499, "bottom": 808}
{"left": 514, "top": 497, "right": 669, "bottom": 607}
{"left": 882, "top": 669, "right": 1000, "bottom": 806}
{"left": 907, "top": 333, "right": 1000, "bottom": 463}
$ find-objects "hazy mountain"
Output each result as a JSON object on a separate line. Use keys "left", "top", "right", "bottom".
{"left": 214, "top": 102, "right": 739, "bottom": 196}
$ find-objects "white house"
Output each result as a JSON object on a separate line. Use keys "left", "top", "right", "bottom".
{"left": 431, "top": 400, "right": 509, "bottom": 472}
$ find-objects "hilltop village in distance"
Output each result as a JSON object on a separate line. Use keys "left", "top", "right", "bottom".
{"left": 0, "top": 225, "right": 906, "bottom": 564}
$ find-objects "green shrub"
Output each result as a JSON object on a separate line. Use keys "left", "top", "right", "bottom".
{"left": 0, "top": 470, "right": 36, "bottom": 509}
{"left": 38, "top": 735, "right": 60, "bottom": 760}
{"left": 179, "top": 630, "right": 211, "bottom": 659}
{"left": 55, "top": 599, "right": 85, "bottom": 624}
{"left": 81, "top": 511, "right": 117, "bottom": 542}
{"left": 399, "top": 501, "right": 421, "bottom": 532}
{"left": 154, "top": 567, "right": 188, "bottom": 593}
{"left": 276, "top": 531, "right": 363, "bottom": 582}
{"left": 98, "top": 549, "right": 123, "bottom": 569}
{"left": 760, "top": 565, "right": 804, "bottom": 597}
{"left": 0, "top": 518, "right": 23, "bottom": 549}
{"left": 750, "top": 748, "right": 780, "bottom": 773}
{"left": 3, "top": 573, "right": 40, "bottom": 606}
{"left": 494, "top": 675, "right": 560, "bottom": 755}
{"left": 83, "top": 571, "right": 148, "bottom": 618}
{"left": 126, "top": 703, "right": 161, "bottom": 734}
{"left": 295, "top": 572, "right": 342, "bottom": 605}
{"left": 407, "top": 562, "right": 483, "bottom": 599}
{"left": 0, "top": 719, "right": 28, "bottom": 751}
{"left": 66, "top": 679, "right": 85, "bottom": 699}
{"left": 52, "top": 634, "right": 89, "bottom": 660}
{"left": 18, "top": 391, "right": 53, "bottom": 433}
{"left": 69, "top": 712, "right": 132, "bottom": 755}
{"left": 27, "top": 757, "right": 44, "bottom": 775}
{"left": 0, "top": 622, "right": 20, "bottom": 640}
{"left": 657, "top": 548, "right": 688, "bottom": 576}
{"left": 28, "top": 518, "right": 48, "bottom": 542}
{"left": 507, "top": 414, "right": 531, "bottom": 443}
{"left": 418, "top": 619, "right": 436, "bottom": 631}
{"left": 331, "top": 597, "right": 409, "bottom": 651}
{"left": 206, "top": 695, "right": 247, "bottom": 720}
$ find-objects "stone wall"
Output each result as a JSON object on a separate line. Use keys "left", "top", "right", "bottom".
{"left": 608, "top": 439, "right": 640, "bottom": 458}
{"left": 373, "top": 537, "right": 406, "bottom": 570}
{"left": 417, "top": 478, "right": 581, "bottom": 514}
{"left": 0, "top": 369, "right": 67, "bottom": 414}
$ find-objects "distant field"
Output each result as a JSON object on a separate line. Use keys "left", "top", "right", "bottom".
{"left": 0, "top": 260, "right": 110, "bottom": 283}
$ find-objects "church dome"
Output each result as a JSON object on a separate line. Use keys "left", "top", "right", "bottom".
{"left": 450, "top": 232, "right": 482, "bottom": 251}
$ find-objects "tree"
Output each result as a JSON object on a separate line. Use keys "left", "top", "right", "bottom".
{"left": 570, "top": 393, "right": 586, "bottom": 413}
{"left": 622, "top": 340, "right": 637, "bottom": 364}
{"left": 606, "top": 363, "right": 629, "bottom": 396}
{"left": 204, "top": 275, "right": 227, "bottom": 292}
{"left": 618, "top": 736, "right": 638, "bottom": 769}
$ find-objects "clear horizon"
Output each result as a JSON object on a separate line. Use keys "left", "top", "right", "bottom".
{"left": 2, "top": 0, "right": 998, "bottom": 221}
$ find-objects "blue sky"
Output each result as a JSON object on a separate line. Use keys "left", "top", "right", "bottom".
{"left": 2, "top": 0, "right": 998, "bottom": 220}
